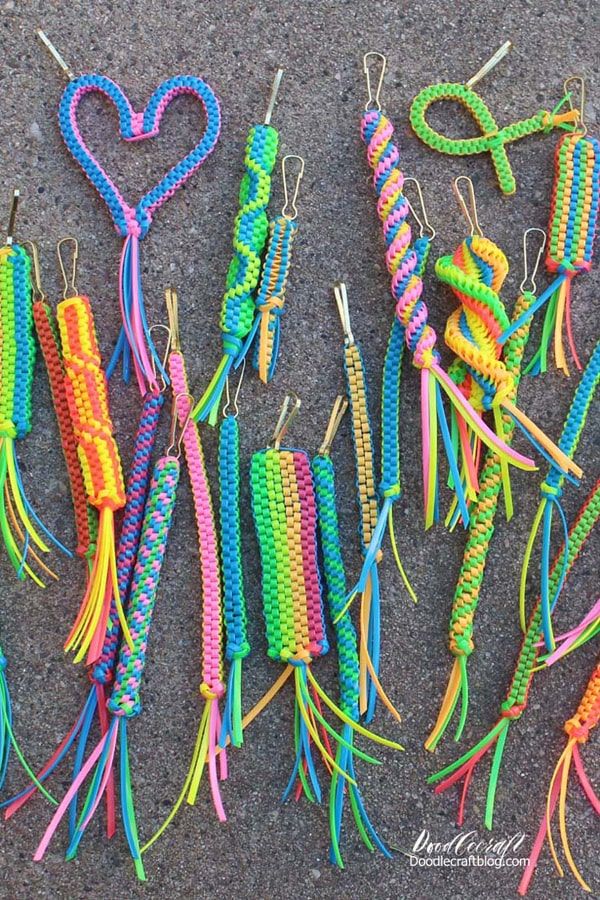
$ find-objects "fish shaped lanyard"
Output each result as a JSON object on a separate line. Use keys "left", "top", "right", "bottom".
{"left": 34, "top": 399, "right": 184, "bottom": 879}
{"left": 436, "top": 177, "right": 582, "bottom": 517}
{"left": 409, "top": 41, "right": 578, "bottom": 195}
{"left": 503, "top": 77, "right": 600, "bottom": 375}
{"left": 37, "top": 29, "right": 221, "bottom": 394}
{"left": 426, "top": 229, "right": 546, "bottom": 751}
{"left": 2, "top": 366, "right": 165, "bottom": 840}
{"left": 312, "top": 396, "right": 398, "bottom": 867}
{"left": 193, "top": 71, "right": 283, "bottom": 422}
{"left": 360, "top": 54, "right": 535, "bottom": 532}
{"left": 249, "top": 396, "right": 401, "bottom": 822}
{"left": 428, "top": 477, "right": 600, "bottom": 834}
{"left": 55, "top": 240, "right": 131, "bottom": 666}
{"left": 519, "top": 657, "right": 600, "bottom": 896}
{"left": 0, "top": 192, "right": 69, "bottom": 583}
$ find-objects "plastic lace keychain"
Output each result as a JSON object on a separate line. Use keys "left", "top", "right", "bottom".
{"left": 28, "top": 241, "right": 97, "bottom": 568}
{"left": 193, "top": 71, "right": 283, "bottom": 422}
{"left": 518, "top": 657, "right": 600, "bottom": 895}
{"left": 2, "top": 360, "right": 166, "bottom": 839}
{"left": 351, "top": 179, "right": 432, "bottom": 606}
{"left": 436, "top": 176, "right": 582, "bottom": 514}
{"left": 218, "top": 363, "right": 250, "bottom": 748}
{"left": 503, "top": 77, "right": 600, "bottom": 375}
{"left": 37, "top": 29, "right": 221, "bottom": 393}
{"left": 33, "top": 397, "right": 185, "bottom": 880}
{"left": 55, "top": 238, "right": 131, "bottom": 665}
{"left": 409, "top": 41, "right": 579, "bottom": 195}
{"left": 428, "top": 477, "right": 600, "bottom": 832}
{"left": 360, "top": 55, "right": 536, "bottom": 531}
{"left": 333, "top": 282, "right": 402, "bottom": 724}
{"left": 248, "top": 395, "right": 402, "bottom": 818}
{"left": 426, "top": 228, "right": 546, "bottom": 751}
{"left": 312, "top": 396, "right": 396, "bottom": 867}
{"left": 141, "top": 288, "right": 226, "bottom": 853}
{"left": 519, "top": 338, "right": 600, "bottom": 653}
{"left": 0, "top": 192, "right": 69, "bottom": 584}
{"left": 238, "top": 154, "right": 305, "bottom": 384}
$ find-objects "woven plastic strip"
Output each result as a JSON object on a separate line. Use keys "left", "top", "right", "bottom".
{"left": 519, "top": 658, "right": 600, "bottom": 894}
{"left": 32, "top": 290, "right": 92, "bottom": 559}
{"left": 0, "top": 243, "right": 68, "bottom": 584}
{"left": 409, "top": 81, "right": 577, "bottom": 194}
{"left": 34, "top": 454, "right": 180, "bottom": 880}
{"left": 142, "top": 300, "right": 227, "bottom": 854}
{"left": 57, "top": 72, "right": 221, "bottom": 392}
{"left": 505, "top": 132, "right": 600, "bottom": 374}
{"left": 426, "top": 288, "right": 539, "bottom": 751}
{"left": 246, "top": 214, "right": 298, "bottom": 382}
{"left": 335, "top": 284, "right": 405, "bottom": 725}
{"left": 437, "top": 234, "right": 582, "bottom": 504}
{"left": 428, "top": 477, "right": 600, "bottom": 831}
{"left": 519, "top": 338, "right": 600, "bottom": 652}
{"left": 2, "top": 390, "right": 164, "bottom": 841}
{"left": 219, "top": 412, "right": 249, "bottom": 748}
{"left": 360, "top": 106, "right": 536, "bottom": 530}
{"left": 58, "top": 294, "right": 128, "bottom": 665}
{"left": 249, "top": 433, "right": 402, "bottom": 829}
{"left": 194, "top": 120, "right": 279, "bottom": 422}
{"left": 312, "top": 400, "right": 394, "bottom": 866}
{"left": 238, "top": 155, "right": 304, "bottom": 383}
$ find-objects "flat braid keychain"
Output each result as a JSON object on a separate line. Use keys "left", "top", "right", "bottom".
{"left": 436, "top": 176, "right": 582, "bottom": 513}
{"left": 428, "top": 477, "right": 600, "bottom": 832}
{"left": 312, "top": 396, "right": 396, "bottom": 867}
{"left": 56, "top": 239, "right": 131, "bottom": 665}
{"left": 33, "top": 400, "right": 185, "bottom": 879}
{"left": 426, "top": 229, "right": 546, "bottom": 751}
{"left": 38, "top": 30, "right": 221, "bottom": 394}
{"left": 248, "top": 395, "right": 401, "bottom": 821}
{"left": 2, "top": 385, "right": 165, "bottom": 840}
{"left": 193, "top": 71, "right": 283, "bottom": 422}
{"left": 360, "top": 55, "right": 536, "bottom": 531}
{"left": 519, "top": 656, "right": 600, "bottom": 895}
{"left": 409, "top": 41, "right": 579, "bottom": 195}
{"left": 333, "top": 283, "right": 402, "bottom": 724}
{"left": 503, "top": 77, "right": 600, "bottom": 375}
{"left": 142, "top": 288, "right": 226, "bottom": 854}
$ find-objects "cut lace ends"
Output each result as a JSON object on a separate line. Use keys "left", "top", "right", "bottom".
{"left": 518, "top": 739, "right": 598, "bottom": 894}
{"left": 425, "top": 656, "right": 469, "bottom": 752}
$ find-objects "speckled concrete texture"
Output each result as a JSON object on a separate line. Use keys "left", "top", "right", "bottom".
{"left": 0, "top": 1, "right": 598, "bottom": 898}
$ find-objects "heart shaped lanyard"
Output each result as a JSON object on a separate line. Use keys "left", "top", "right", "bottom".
{"left": 37, "top": 30, "right": 222, "bottom": 396}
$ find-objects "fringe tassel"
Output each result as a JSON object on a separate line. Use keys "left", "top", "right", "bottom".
{"left": 428, "top": 717, "right": 511, "bottom": 829}
{"left": 518, "top": 739, "right": 599, "bottom": 894}
{"left": 106, "top": 234, "right": 167, "bottom": 393}
{"left": 328, "top": 722, "right": 391, "bottom": 868}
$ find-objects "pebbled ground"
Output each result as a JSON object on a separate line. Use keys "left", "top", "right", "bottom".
{"left": 0, "top": 1, "right": 598, "bottom": 898}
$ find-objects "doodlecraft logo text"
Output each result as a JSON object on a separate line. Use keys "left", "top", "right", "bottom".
{"left": 404, "top": 829, "right": 529, "bottom": 869}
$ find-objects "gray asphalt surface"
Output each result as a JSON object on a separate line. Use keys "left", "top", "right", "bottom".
{"left": 0, "top": 1, "right": 598, "bottom": 898}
